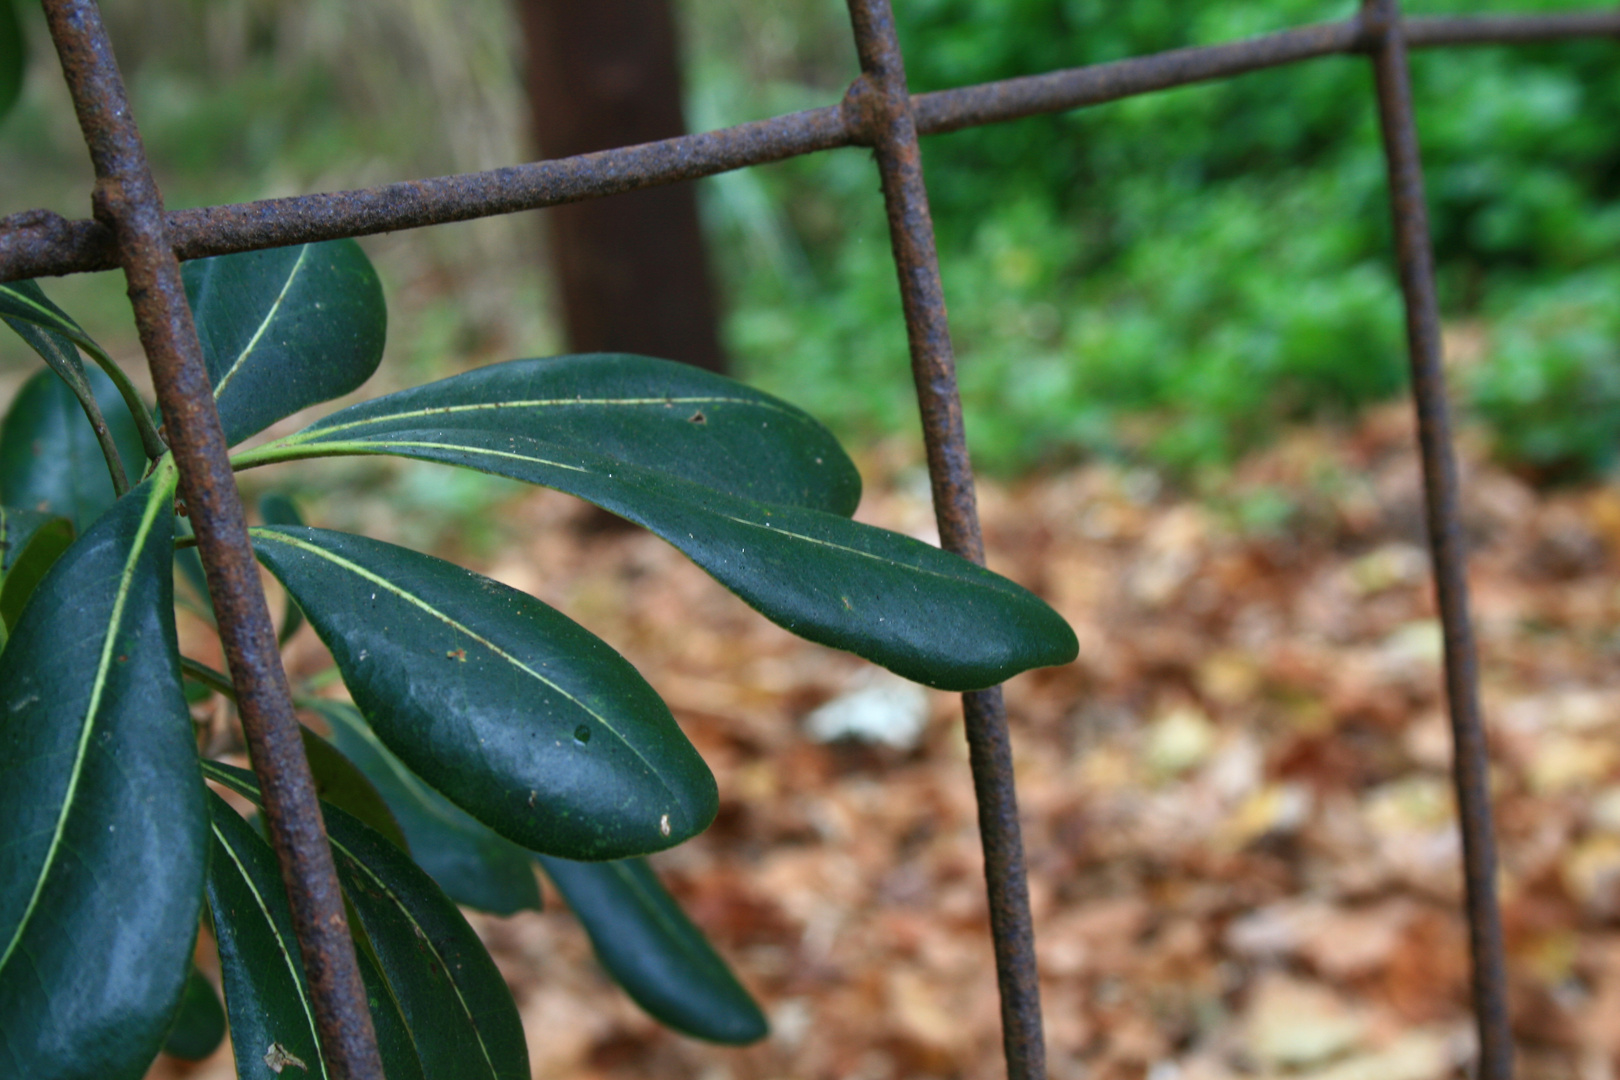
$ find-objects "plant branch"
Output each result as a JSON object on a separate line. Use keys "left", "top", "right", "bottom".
{"left": 180, "top": 655, "right": 237, "bottom": 700}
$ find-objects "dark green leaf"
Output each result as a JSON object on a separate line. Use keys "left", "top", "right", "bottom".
{"left": 0, "top": 366, "right": 146, "bottom": 533}
{"left": 251, "top": 526, "right": 716, "bottom": 860}
{"left": 0, "top": 279, "right": 165, "bottom": 463}
{"left": 208, "top": 763, "right": 526, "bottom": 1080}
{"left": 0, "top": 0, "right": 23, "bottom": 124}
{"left": 0, "top": 311, "right": 131, "bottom": 494}
{"left": 297, "top": 724, "right": 412, "bottom": 856}
{"left": 0, "top": 506, "right": 72, "bottom": 634}
{"left": 173, "top": 515, "right": 216, "bottom": 624}
{"left": 161, "top": 966, "right": 226, "bottom": 1062}
{"left": 539, "top": 856, "right": 767, "bottom": 1044}
{"left": 243, "top": 425, "right": 1077, "bottom": 689}
{"left": 206, "top": 791, "right": 423, "bottom": 1080}
{"left": 259, "top": 492, "right": 305, "bottom": 643}
{"left": 0, "top": 461, "right": 207, "bottom": 1080}
{"left": 205, "top": 793, "right": 325, "bottom": 1080}
{"left": 312, "top": 700, "right": 541, "bottom": 915}
{"left": 0, "top": 280, "right": 90, "bottom": 346}
{"left": 184, "top": 239, "right": 386, "bottom": 446}
{"left": 326, "top": 802, "right": 528, "bottom": 1080}
{"left": 0, "top": 286, "right": 104, "bottom": 448}
{"left": 240, "top": 353, "right": 860, "bottom": 514}
{"left": 353, "top": 934, "right": 428, "bottom": 1080}
{"left": 259, "top": 492, "right": 306, "bottom": 527}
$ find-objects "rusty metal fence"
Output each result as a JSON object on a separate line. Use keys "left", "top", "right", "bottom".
{"left": 5, "top": 1, "right": 1618, "bottom": 1077}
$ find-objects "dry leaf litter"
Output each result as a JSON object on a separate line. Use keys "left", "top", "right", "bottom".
{"left": 151, "top": 403, "right": 1620, "bottom": 1080}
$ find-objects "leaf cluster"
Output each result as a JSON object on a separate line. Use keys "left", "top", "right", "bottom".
{"left": 0, "top": 239, "right": 1077, "bottom": 1077}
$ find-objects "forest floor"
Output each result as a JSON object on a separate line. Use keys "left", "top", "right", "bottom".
{"left": 152, "top": 402, "right": 1620, "bottom": 1080}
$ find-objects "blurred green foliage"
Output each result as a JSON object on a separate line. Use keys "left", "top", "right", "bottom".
{"left": 694, "top": 0, "right": 1620, "bottom": 479}
{"left": 2, "top": 0, "right": 1617, "bottom": 483}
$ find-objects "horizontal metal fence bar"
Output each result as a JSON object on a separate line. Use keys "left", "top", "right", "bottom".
{"left": 0, "top": 105, "right": 852, "bottom": 281}
{"left": 1408, "top": 11, "right": 1620, "bottom": 46}
{"left": 912, "top": 11, "right": 1620, "bottom": 136}
{"left": 3, "top": 11, "right": 1615, "bottom": 284}
{"left": 911, "top": 17, "right": 1364, "bottom": 135}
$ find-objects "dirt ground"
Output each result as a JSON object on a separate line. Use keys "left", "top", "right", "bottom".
{"left": 151, "top": 403, "right": 1620, "bottom": 1080}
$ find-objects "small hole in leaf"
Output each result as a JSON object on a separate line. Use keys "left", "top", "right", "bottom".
{"left": 688, "top": 410, "right": 706, "bottom": 424}
{"left": 574, "top": 724, "right": 591, "bottom": 744}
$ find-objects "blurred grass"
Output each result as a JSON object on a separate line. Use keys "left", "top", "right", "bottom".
{"left": 3, "top": 0, "right": 1618, "bottom": 501}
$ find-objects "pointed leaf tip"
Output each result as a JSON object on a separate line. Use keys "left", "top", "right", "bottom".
{"left": 539, "top": 856, "right": 768, "bottom": 1044}
{"left": 252, "top": 525, "right": 716, "bottom": 860}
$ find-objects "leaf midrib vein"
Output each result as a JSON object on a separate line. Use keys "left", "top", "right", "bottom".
{"left": 211, "top": 816, "right": 333, "bottom": 1080}
{"left": 213, "top": 244, "right": 311, "bottom": 400}
{"left": 328, "top": 837, "right": 501, "bottom": 1078}
{"left": 0, "top": 464, "right": 172, "bottom": 974}
{"left": 253, "top": 529, "right": 676, "bottom": 796}
{"left": 289, "top": 393, "right": 796, "bottom": 443}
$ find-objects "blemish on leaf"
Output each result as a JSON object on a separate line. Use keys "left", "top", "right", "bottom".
{"left": 263, "top": 1042, "right": 307, "bottom": 1074}
{"left": 688, "top": 410, "right": 706, "bottom": 424}
{"left": 447, "top": 648, "right": 466, "bottom": 661}
{"left": 659, "top": 813, "right": 671, "bottom": 837}
{"left": 574, "top": 724, "right": 591, "bottom": 744}
{"left": 841, "top": 596, "right": 853, "bottom": 611}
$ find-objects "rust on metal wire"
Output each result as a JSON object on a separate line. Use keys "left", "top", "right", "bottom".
{"left": 16, "top": 1, "right": 1614, "bottom": 1077}
{"left": 845, "top": 1, "right": 1046, "bottom": 1076}
{"left": 38, "top": 2, "right": 386, "bottom": 1077}
{"left": 1362, "top": 1, "right": 1514, "bottom": 1077}
{"left": 4, "top": 12, "right": 1617, "bottom": 284}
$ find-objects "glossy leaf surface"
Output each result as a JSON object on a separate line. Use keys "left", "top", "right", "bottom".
{"left": 209, "top": 764, "right": 524, "bottom": 1080}
{"left": 259, "top": 492, "right": 305, "bottom": 642}
{"left": 313, "top": 700, "right": 541, "bottom": 915}
{"left": 184, "top": 239, "right": 386, "bottom": 446}
{"left": 252, "top": 525, "right": 717, "bottom": 859}
{"left": 245, "top": 425, "right": 1076, "bottom": 689}
{"left": 243, "top": 353, "right": 860, "bottom": 514}
{"left": 206, "top": 792, "right": 423, "bottom": 1080}
{"left": 0, "top": 506, "right": 72, "bottom": 634}
{"left": 205, "top": 793, "right": 326, "bottom": 1080}
{"left": 0, "top": 462, "right": 206, "bottom": 1080}
{"left": 0, "top": 366, "right": 146, "bottom": 532}
{"left": 539, "top": 856, "right": 767, "bottom": 1044}
{"left": 328, "top": 801, "right": 529, "bottom": 1080}
{"left": 161, "top": 966, "right": 226, "bottom": 1062}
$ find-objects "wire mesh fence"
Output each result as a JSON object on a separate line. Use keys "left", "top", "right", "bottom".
{"left": 8, "top": 1, "right": 1619, "bottom": 1077}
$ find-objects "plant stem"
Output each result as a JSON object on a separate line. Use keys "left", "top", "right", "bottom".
{"left": 74, "top": 338, "right": 169, "bottom": 462}
{"left": 71, "top": 381, "right": 131, "bottom": 496}
{"left": 180, "top": 655, "right": 237, "bottom": 700}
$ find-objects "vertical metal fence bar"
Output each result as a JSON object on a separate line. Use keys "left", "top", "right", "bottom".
{"left": 1362, "top": 2, "right": 1514, "bottom": 1076}
{"left": 39, "top": 4, "right": 386, "bottom": 1078}
{"left": 843, "top": 2, "right": 1046, "bottom": 1076}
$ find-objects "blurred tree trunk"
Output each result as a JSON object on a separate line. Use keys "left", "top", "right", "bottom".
{"left": 518, "top": 0, "right": 727, "bottom": 373}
